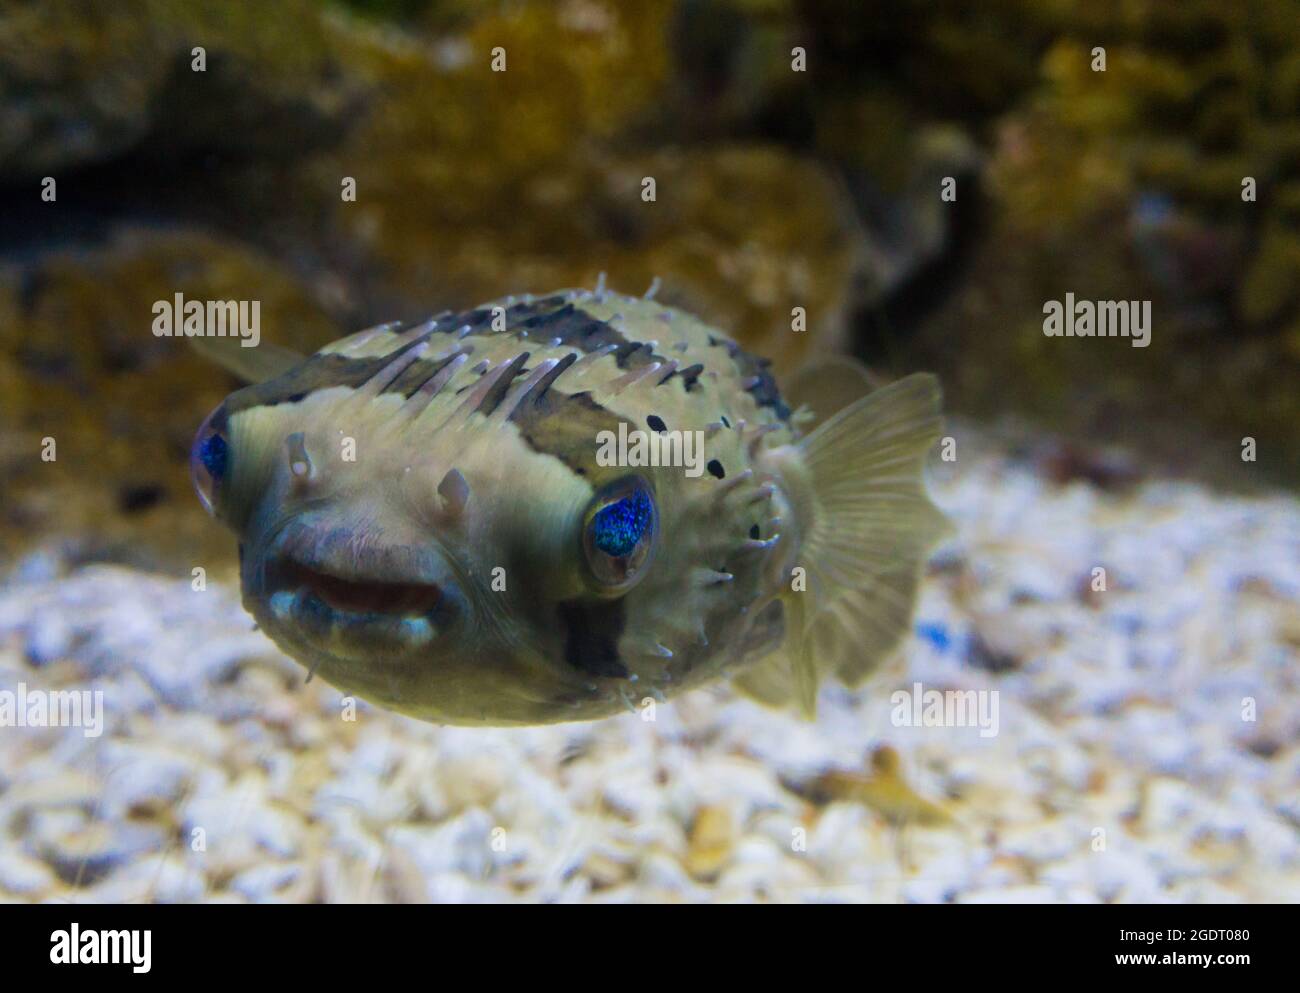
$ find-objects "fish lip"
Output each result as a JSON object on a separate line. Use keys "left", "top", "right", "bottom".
{"left": 267, "top": 519, "right": 449, "bottom": 589}
{"left": 266, "top": 556, "right": 446, "bottom": 617}
{"left": 246, "top": 521, "right": 462, "bottom": 658}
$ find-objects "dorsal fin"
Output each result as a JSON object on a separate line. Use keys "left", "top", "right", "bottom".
{"left": 189, "top": 337, "right": 306, "bottom": 383}
{"left": 781, "top": 354, "right": 884, "bottom": 432}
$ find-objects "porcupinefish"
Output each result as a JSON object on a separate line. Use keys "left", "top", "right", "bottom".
{"left": 190, "top": 282, "right": 949, "bottom": 726}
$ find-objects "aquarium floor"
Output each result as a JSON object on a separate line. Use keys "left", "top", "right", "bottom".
{"left": 1, "top": 430, "right": 1296, "bottom": 903}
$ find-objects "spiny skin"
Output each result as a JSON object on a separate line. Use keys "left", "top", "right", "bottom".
{"left": 200, "top": 288, "right": 813, "bottom": 726}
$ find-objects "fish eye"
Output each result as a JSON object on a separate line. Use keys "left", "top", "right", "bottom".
{"left": 582, "top": 476, "right": 658, "bottom": 592}
{"left": 190, "top": 404, "right": 230, "bottom": 517}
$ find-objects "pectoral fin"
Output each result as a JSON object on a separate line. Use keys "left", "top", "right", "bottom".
{"left": 732, "top": 373, "right": 951, "bottom": 717}
{"left": 189, "top": 336, "right": 306, "bottom": 384}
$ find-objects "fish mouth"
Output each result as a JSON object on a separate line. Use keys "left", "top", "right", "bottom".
{"left": 275, "top": 559, "right": 446, "bottom": 617}
{"left": 251, "top": 528, "right": 462, "bottom": 660}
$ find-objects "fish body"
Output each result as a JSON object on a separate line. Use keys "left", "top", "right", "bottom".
{"left": 191, "top": 285, "right": 948, "bottom": 726}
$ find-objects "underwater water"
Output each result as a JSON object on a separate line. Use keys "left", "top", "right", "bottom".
{"left": 0, "top": 1, "right": 1296, "bottom": 905}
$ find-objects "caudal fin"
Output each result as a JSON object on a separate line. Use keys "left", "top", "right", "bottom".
{"left": 732, "top": 372, "right": 950, "bottom": 717}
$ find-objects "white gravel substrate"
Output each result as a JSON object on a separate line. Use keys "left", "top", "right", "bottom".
{"left": 0, "top": 435, "right": 1296, "bottom": 903}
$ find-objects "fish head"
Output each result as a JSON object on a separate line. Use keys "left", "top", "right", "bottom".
{"left": 190, "top": 379, "right": 665, "bottom": 725}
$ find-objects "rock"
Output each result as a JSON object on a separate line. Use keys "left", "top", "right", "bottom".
{"left": 582, "top": 848, "right": 634, "bottom": 890}
{"left": 75, "top": 855, "right": 207, "bottom": 904}
{"left": 97, "top": 742, "right": 195, "bottom": 816}
{"left": 229, "top": 862, "right": 305, "bottom": 902}
{"left": 0, "top": 851, "right": 57, "bottom": 896}
{"left": 387, "top": 809, "right": 496, "bottom": 883}
{"left": 684, "top": 805, "right": 736, "bottom": 881}
{"left": 35, "top": 821, "right": 168, "bottom": 887}
{"left": 960, "top": 885, "right": 1059, "bottom": 904}
{"left": 245, "top": 803, "right": 304, "bottom": 860}
{"left": 0, "top": 0, "right": 359, "bottom": 178}
{"left": 1, "top": 430, "right": 1298, "bottom": 905}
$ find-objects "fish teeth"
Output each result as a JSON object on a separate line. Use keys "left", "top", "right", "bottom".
{"left": 270, "top": 590, "right": 296, "bottom": 620}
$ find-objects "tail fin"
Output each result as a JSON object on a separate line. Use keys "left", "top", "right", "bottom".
{"left": 732, "top": 372, "right": 951, "bottom": 717}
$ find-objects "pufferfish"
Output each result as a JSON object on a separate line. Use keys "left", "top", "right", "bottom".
{"left": 190, "top": 281, "right": 949, "bottom": 726}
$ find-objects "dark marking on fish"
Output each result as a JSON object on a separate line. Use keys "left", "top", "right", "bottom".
{"left": 382, "top": 349, "right": 468, "bottom": 398}
{"left": 476, "top": 351, "right": 531, "bottom": 416}
{"left": 521, "top": 304, "right": 612, "bottom": 351}
{"left": 734, "top": 353, "right": 791, "bottom": 420}
{"left": 521, "top": 351, "right": 578, "bottom": 404}
{"left": 510, "top": 302, "right": 676, "bottom": 372}
{"left": 224, "top": 337, "right": 433, "bottom": 413}
{"left": 708, "top": 336, "right": 790, "bottom": 420}
{"left": 707, "top": 334, "right": 740, "bottom": 358}
{"left": 675, "top": 363, "right": 705, "bottom": 392}
{"left": 510, "top": 384, "right": 628, "bottom": 484}
{"left": 557, "top": 598, "right": 629, "bottom": 679}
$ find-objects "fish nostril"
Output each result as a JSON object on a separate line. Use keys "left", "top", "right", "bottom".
{"left": 286, "top": 431, "right": 314, "bottom": 482}
{"left": 284, "top": 431, "right": 312, "bottom": 486}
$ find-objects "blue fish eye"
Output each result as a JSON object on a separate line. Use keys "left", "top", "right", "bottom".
{"left": 200, "top": 432, "right": 228, "bottom": 480}
{"left": 583, "top": 479, "right": 658, "bottom": 591}
{"left": 591, "top": 488, "right": 653, "bottom": 558}
{"left": 191, "top": 405, "right": 230, "bottom": 517}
